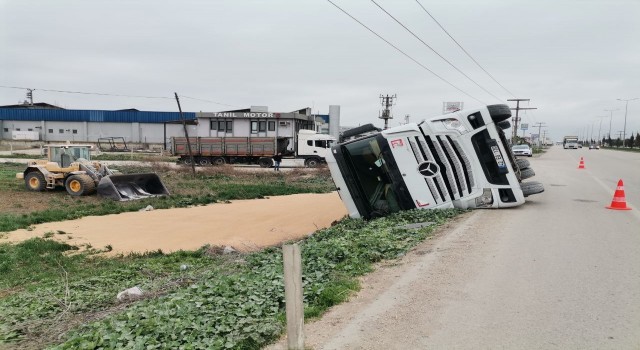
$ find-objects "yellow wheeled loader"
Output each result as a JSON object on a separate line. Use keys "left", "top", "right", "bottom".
{"left": 16, "top": 144, "right": 169, "bottom": 201}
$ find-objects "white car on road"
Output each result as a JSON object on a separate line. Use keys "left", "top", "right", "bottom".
{"left": 512, "top": 144, "right": 533, "bottom": 157}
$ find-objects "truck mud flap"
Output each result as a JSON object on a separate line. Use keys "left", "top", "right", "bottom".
{"left": 97, "top": 173, "right": 170, "bottom": 201}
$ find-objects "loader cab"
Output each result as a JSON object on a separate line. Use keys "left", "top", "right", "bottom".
{"left": 48, "top": 145, "right": 92, "bottom": 167}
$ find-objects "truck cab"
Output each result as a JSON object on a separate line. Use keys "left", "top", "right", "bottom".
{"left": 327, "top": 105, "right": 543, "bottom": 219}
{"left": 295, "top": 130, "right": 336, "bottom": 167}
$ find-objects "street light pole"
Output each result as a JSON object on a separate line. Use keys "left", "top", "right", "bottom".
{"left": 596, "top": 116, "right": 607, "bottom": 146}
{"left": 604, "top": 108, "right": 619, "bottom": 140}
{"left": 617, "top": 98, "right": 639, "bottom": 147}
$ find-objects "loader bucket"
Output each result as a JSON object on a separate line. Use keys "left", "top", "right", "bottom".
{"left": 97, "top": 173, "right": 170, "bottom": 201}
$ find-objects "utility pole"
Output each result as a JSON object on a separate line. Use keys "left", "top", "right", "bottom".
{"left": 507, "top": 99, "right": 537, "bottom": 144}
{"left": 542, "top": 130, "right": 548, "bottom": 146}
{"left": 26, "top": 89, "right": 34, "bottom": 105}
{"left": 174, "top": 92, "right": 196, "bottom": 177}
{"left": 596, "top": 116, "right": 607, "bottom": 146}
{"left": 379, "top": 94, "right": 396, "bottom": 130}
{"left": 532, "top": 122, "right": 546, "bottom": 148}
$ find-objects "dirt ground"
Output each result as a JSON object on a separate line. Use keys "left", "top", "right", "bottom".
{"left": 1, "top": 192, "right": 348, "bottom": 255}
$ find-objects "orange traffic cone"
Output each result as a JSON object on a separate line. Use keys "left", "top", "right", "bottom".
{"left": 578, "top": 157, "right": 585, "bottom": 169}
{"left": 606, "top": 179, "right": 632, "bottom": 210}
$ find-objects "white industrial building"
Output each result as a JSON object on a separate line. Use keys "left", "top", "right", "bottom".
{"left": 0, "top": 103, "right": 341, "bottom": 150}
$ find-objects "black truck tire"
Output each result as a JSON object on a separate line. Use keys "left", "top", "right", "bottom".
{"left": 305, "top": 157, "right": 321, "bottom": 168}
{"left": 212, "top": 157, "right": 226, "bottom": 166}
{"left": 25, "top": 171, "right": 46, "bottom": 191}
{"left": 65, "top": 174, "right": 96, "bottom": 196}
{"left": 520, "top": 181, "right": 544, "bottom": 197}
{"left": 515, "top": 158, "right": 530, "bottom": 169}
{"left": 487, "top": 104, "right": 512, "bottom": 123}
{"left": 258, "top": 157, "right": 273, "bottom": 168}
{"left": 519, "top": 167, "right": 535, "bottom": 180}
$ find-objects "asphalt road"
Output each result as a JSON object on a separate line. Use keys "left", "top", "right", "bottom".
{"left": 291, "top": 146, "right": 640, "bottom": 349}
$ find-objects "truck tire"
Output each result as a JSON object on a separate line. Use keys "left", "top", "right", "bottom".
{"left": 212, "top": 157, "right": 226, "bottom": 166}
{"left": 258, "top": 157, "right": 273, "bottom": 168}
{"left": 515, "top": 158, "right": 530, "bottom": 169}
{"left": 487, "top": 104, "right": 512, "bottom": 123}
{"left": 198, "top": 157, "right": 211, "bottom": 166}
{"left": 520, "top": 181, "right": 544, "bottom": 197}
{"left": 25, "top": 171, "right": 46, "bottom": 191}
{"left": 65, "top": 174, "right": 96, "bottom": 196}
{"left": 520, "top": 167, "right": 535, "bottom": 180}
{"left": 305, "top": 157, "right": 321, "bottom": 168}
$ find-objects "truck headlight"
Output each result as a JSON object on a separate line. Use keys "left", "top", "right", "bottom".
{"left": 440, "top": 118, "right": 468, "bottom": 132}
{"left": 475, "top": 188, "right": 493, "bottom": 207}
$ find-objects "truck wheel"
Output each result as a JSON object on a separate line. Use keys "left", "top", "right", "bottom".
{"left": 487, "top": 104, "right": 512, "bottom": 123}
{"left": 520, "top": 181, "right": 544, "bottom": 197}
{"left": 65, "top": 174, "right": 96, "bottom": 196}
{"left": 515, "top": 158, "right": 530, "bottom": 169}
{"left": 212, "top": 157, "right": 226, "bottom": 166}
{"left": 198, "top": 158, "right": 211, "bottom": 166}
{"left": 520, "top": 168, "right": 535, "bottom": 180}
{"left": 305, "top": 158, "right": 321, "bottom": 168}
{"left": 25, "top": 171, "right": 46, "bottom": 191}
{"left": 258, "top": 157, "right": 273, "bottom": 168}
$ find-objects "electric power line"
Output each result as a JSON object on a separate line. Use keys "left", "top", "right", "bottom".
{"left": 370, "top": 0, "right": 504, "bottom": 102}
{"left": 0, "top": 85, "right": 240, "bottom": 108}
{"left": 325, "top": 0, "right": 485, "bottom": 104}
{"left": 0, "top": 85, "right": 172, "bottom": 99}
{"left": 414, "top": 0, "right": 516, "bottom": 98}
{"left": 180, "top": 95, "right": 241, "bottom": 108}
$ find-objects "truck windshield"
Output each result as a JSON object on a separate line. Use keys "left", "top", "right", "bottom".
{"left": 340, "top": 136, "right": 401, "bottom": 217}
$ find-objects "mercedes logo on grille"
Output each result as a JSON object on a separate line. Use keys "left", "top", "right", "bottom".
{"left": 418, "top": 161, "right": 439, "bottom": 177}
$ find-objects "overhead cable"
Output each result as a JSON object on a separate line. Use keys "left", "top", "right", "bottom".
{"left": 370, "top": 0, "right": 503, "bottom": 102}
{"left": 325, "top": 0, "right": 485, "bottom": 104}
{"left": 0, "top": 85, "right": 172, "bottom": 99}
{"left": 414, "top": 0, "right": 516, "bottom": 97}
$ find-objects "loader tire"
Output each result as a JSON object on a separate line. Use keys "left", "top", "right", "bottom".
{"left": 65, "top": 174, "right": 96, "bottom": 196}
{"left": 25, "top": 171, "right": 46, "bottom": 191}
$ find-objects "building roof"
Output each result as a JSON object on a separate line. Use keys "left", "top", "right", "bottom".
{"left": 0, "top": 108, "right": 197, "bottom": 123}
{"left": 0, "top": 102, "right": 64, "bottom": 109}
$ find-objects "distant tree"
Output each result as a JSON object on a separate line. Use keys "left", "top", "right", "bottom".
{"left": 629, "top": 134, "right": 635, "bottom": 149}
{"left": 635, "top": 133, "right": 640, "bottom": 148}
{"left": 615, "top": 138, "right": 623, "bottom": 148}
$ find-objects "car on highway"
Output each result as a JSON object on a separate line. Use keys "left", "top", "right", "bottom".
{"left": 512, "top": 144, "right": 533, "bottom": 157}
{"left": 589, "top": 144, "right": 600, "bottom": 150}
{"left": 565, "top": 142, "right": 579, "bottom": 149}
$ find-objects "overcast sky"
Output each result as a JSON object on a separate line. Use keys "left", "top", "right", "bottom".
{"left": 1, "top": 0, "right": 639, "bottom": 142}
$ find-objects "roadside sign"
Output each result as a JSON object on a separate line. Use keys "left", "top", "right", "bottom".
{"left": 521, "top": 123, "right": 529, "bottom": 130}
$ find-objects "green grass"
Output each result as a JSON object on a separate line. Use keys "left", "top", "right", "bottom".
{"left": 0, "top": 208, "right": 463, "bottom": 349}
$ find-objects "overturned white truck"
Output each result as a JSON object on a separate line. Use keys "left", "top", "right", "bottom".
{"left": 327, "top": 104, "right": 543, "bottom": 219}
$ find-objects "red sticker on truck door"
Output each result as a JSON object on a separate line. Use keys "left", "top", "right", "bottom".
{"left": 390, "top": 139, "right": 404, "bottom": 148}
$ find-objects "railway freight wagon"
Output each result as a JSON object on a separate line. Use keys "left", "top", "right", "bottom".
{"left": 172, "top": 130, "right": 335, "bottom": 167}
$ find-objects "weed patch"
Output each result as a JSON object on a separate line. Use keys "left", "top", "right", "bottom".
{"left": 0, "top": 208, "right": 462, "bottom": 349}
